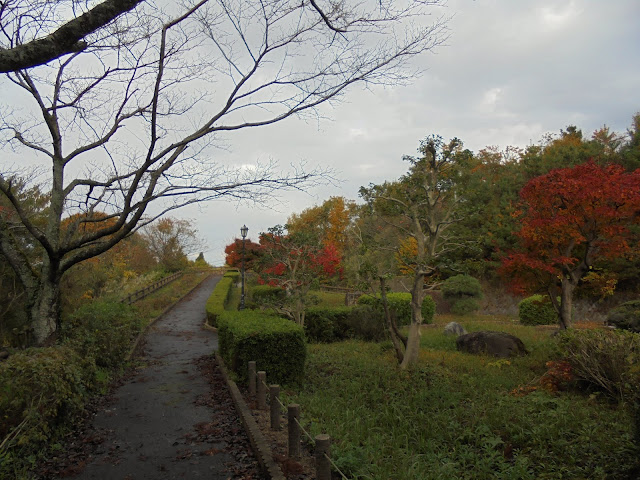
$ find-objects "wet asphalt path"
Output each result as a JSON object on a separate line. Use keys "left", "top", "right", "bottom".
{"left": 67, "top": 275, "right": 254, "bottom": 480}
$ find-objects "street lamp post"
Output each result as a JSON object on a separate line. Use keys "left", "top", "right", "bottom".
{"left": 240, "top": 224, "right": 248, "bottom": 310}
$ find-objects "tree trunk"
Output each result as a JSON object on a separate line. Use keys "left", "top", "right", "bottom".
{"left": 28, "top": 273, "right": 61, "bottom": 345}
{"left": 400, "top": 271, "right": 425, "bottom": 369}
{"left": 379, "top": 277, "right": 406, "bottom": 363}
{"left": 558, "top": 277, "right": 574, "bottom": 330}
{"left": 292, "top": 297, "right": 305, "bottom": 327}
{"left": 400, "top": 323, "right": 421, "bottom": 369}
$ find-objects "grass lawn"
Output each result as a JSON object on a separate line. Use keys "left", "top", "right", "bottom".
{"left": 312, "top": 290, "right": 349, "bottom": 308}
{"left": 134, "top": 271, "right": 210, "bottom": 326}
{"left": 283, "top": 314, "right": 638, "bottom": 479}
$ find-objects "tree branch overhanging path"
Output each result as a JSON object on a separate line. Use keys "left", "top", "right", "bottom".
{"left": 0, "top": 0, "right": 144, "bottom": 73}
{"left": 0, "top": 0, "right": 450, "bottom": 345}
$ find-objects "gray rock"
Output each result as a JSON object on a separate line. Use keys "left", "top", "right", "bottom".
{"left": 456, "top": 331, "right": 529, "bottom": 358}
{"left": 444, "top": 321, "right": 467, "bottom": 336}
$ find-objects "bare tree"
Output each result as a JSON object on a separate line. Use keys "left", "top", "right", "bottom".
{"left": 0, "top": 0, "right": 449, "bottom": 345}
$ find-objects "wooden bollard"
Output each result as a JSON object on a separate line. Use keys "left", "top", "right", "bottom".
{"left": 288, "top": 404, "right": 301, "bottom": 459}
{"left": 248, "top": 361, "right": 257, "bottom": 396}
{"left": 257, "top": 371, "right": 267, "bottom": 410}
{"left": 315, "top": 434, "right": 331, "bottom": 480}
{"left": 270, "top": 385, "right": 280, "bottom": 430}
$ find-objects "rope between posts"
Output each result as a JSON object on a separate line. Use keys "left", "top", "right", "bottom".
{"left": 324, "top": 452, "right": 349, "bottom": 480}
{"left": 258, "top": 375, "right": 350, "bottom": 479}
{"left": 261, "top": 378, "right": 287, "bottom": 410}
{"left": 292, "top": 416, "right": 315, "bottom": 444}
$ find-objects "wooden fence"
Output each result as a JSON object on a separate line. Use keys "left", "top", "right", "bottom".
{"left": 120, "top": 272, "right": 183, "bottom": 305}
{"left": 247, "top": 361, "right": 349, "bottom": 480}
{"left": 318, "top": 285, "right": 362, "bottom": 306}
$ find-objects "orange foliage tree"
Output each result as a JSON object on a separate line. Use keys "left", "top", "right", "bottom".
{"left": 501, "top": 161, "right": 640, "bottom": 329}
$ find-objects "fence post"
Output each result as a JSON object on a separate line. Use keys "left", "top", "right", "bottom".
{"left": 257, "top": 371, "right": 267, "bottom": 410}
{"left": 315, "top": 434, "right": 331, "bottom": 480}
{"left": 248, "top": 361, "right": 257, "bottom": 396}
{"left": 270, "top": 385, "right": 280, "bottom": 430}
{"left": 288, "top": 404, "right": 300, "bottom": 459}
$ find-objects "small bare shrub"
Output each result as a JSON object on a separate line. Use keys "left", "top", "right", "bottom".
{"left": 558, "top": 328, "right": 640, "bottom": 402}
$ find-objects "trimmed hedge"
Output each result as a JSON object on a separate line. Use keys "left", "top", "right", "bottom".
{"left": 518, "top": 294, "right": 558, "bottom": 326}
{"left": 305, "top": 306, "right": 352, "bottom": 342}
{"left": 205, "top": 271, "right": 238, "bottom": 327}
{"left": 218, "top": 310, "right": 306, "bottom": 385}
{"left": 249, "top": 284, "right": 286, "bottom": 307}
{"left": 304, "top": 306, "right": 388, "bottom": 343}
{"left": 357, "top": 292, "right": 435, "bottom": 325}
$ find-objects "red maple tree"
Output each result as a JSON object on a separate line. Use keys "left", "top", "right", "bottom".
{"left": 501, "top": 161, "right": 640, "bottom": 329}
{"left": 224, "top": 238, "right": 262, "bottom": 269}
{"left": 254, "top": 225, "right": 342, "bottom": 325}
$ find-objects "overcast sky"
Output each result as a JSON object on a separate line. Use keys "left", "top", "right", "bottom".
{"left": 2, "top": 1, "right": 638, "bottom": 266}
{"left": 190, "top": 0, "right": 639, "bottom": 265}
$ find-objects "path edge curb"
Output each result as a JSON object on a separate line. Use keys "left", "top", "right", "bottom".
{"left": 215, "top": 353, "right": 286, "bottom": 480}
{"left": 126, "top": 272, "right": 213, "bottom": 361}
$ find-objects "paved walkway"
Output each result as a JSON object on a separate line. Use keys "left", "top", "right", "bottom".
{"left": 68, "top": 275, "right": 262, "bottom": 480}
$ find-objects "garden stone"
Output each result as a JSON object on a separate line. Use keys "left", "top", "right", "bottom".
{"left": 443, "top": 321, "right": 467, "bottom": 336}
{"left": 456, "top": 331, "right": 528, "bottom": 358}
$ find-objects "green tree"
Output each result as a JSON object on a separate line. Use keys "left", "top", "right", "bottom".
{"left": 360, "top": 135, "right": 472, "bottom": 368}
{"left": 620, "top": 113, "right": 640, "bottom": 171}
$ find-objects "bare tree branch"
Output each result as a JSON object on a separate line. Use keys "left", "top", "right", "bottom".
{"left": 0, "top": 0, "right": 143, "bottom": 73}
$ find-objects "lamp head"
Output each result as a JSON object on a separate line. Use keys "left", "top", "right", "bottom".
{"left": 240, "top": 224, "right": 248, "bottom": 239}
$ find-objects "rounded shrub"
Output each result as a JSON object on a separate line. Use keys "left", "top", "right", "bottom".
{"left": 441, "top": 274, "right": 483, "bottom": 315}
{"left": 441, "top": 274, "right": 483, "bottom": 298}
{"left": 357, "top": 293, "right": 435, "bottom": 325}
{"left": 606, "top": 300, "right": 640, "bottom": 333}
{"left": 518, "top": 295, "right": 557, "bottom": 326}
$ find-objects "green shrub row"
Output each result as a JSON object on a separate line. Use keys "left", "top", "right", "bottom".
{"left": 518, "top": 294, "right": 558, "bottom": 325}
{"left": 247, "top": 284, "right": 285, "bottom": 309}
{"left": 205, "top": 270, "right": 239, "bottom": 327}
{"left": 356, "top": 292, "right": 435, "bottom": 325}
{"left": 305, "top": 305, "right": 388, "bottom": 343}
{"left": 217, "top": 310, "right": 306, "bottom": 386}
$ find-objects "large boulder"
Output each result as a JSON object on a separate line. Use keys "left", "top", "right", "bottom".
{"left": 444, "top": 321, "right": 467, "bottom": 336}
{"left": 456, "top": 331, "right": 528, "bottom": 358}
